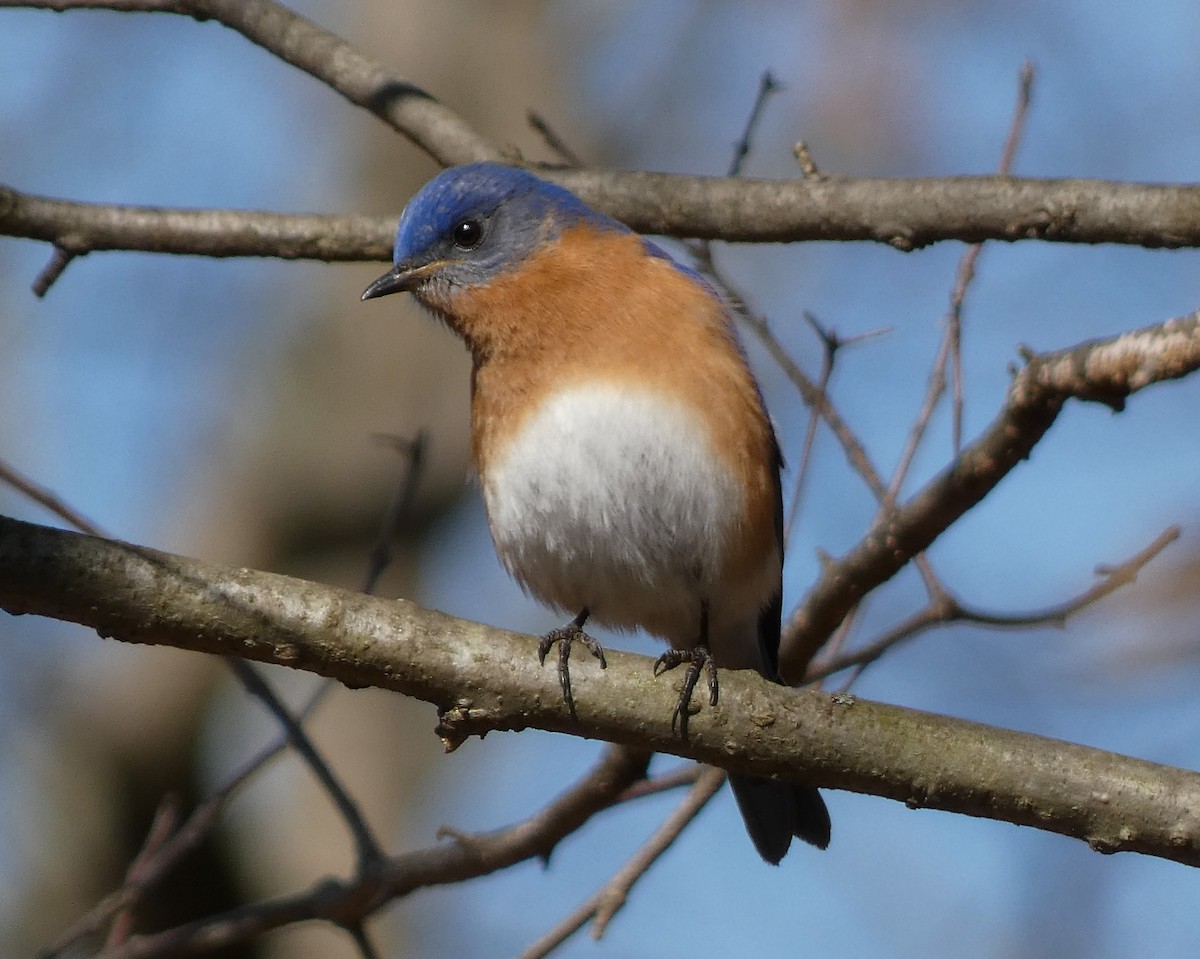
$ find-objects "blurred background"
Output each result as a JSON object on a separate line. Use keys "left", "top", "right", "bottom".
{"left": 3, "top": 0, "right": 1200, "bottom": 956}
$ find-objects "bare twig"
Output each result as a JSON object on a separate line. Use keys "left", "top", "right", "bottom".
{"left": 527, "top": 111, "right": 584, "bottom": 169}
{"left": 518, "top": 767, "right": 726, "bottom": 958}
{"left": 103, "top": 796, "right": 182, "bottom": 948}
{"left": 225, "top": 658, "right": 385, "bottom": 870}
{"left": 40, "top": 682, "right": 331, "bottom": 958}
{"left": 949, "top": 59, "right": 1035, "bottom": 453}
{"left": 0, "top": 458, "right": 102, "bottom": 533}
{"left": 363, "top": 430, "right": 428, "bottom": 595}
{"left": 793, "top": 140, "right": 821, "bottom": 178}
{"left": 886, "top": 61, "right": 1036, "bottom": 506}
{"left": 589, "top": 767, "right": 725, "bottom": 938}
{"left": 883, "top": 323, "right": 954, "bottom": 510}
{"left": 613, "top": 764, "right": 703, "bottom": 803}
{"left": 345, "top": 923, "right": 382, "bottom": 959}
{"left": 998, "top": 61, "right": 1036, "bottom": 178}
{"left": 0, "top": 187, "right": 397, "bottom": 265}
{"left": 724, "top": 280, "right": 891, "bottom": 500}
{"left": 781, "top": 310, "right": 1200, "bottom": 679}
{"left": 783, "top": 313, "right": 836, "bottom": 544}
{"left": 812, "top": 527, "right": 1179, "bottom": 679}
{"left": 784, "top": 315, "right": 891, "bottom": 543}
{"left": 75, "top": 747, "right": 652, "bottom": 959}
{"left": 32, "top": 244, "right": 77, "bottom": 296}
{"left": 954, "top": 525, "right": 1179, "bottom": 627}
{"left": 0, "top": 456, "right": 384, "bottom": 902}
{"left": 728, "top": 71, "right": 782, "bottom": 177}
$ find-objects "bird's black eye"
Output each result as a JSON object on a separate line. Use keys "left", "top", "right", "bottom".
{"left": 452, "top": 218, "right": 483, "bottom": 250}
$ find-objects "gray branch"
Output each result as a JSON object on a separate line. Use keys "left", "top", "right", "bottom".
{"left": 781, "top": 311, "right": 1200, "bottom": 678}
{"left": 6, "top": 3, "right": 1200, "bottom": 259}
{"left": 3, "top": 513, "right": 1200, "bottom": 868}
{"left": 7, "top": 176, "right": 1200, "bottom": 270}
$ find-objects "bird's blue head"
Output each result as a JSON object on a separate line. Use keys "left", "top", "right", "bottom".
{"left": 361, "top": 163, "right": 624, "bottom": 307}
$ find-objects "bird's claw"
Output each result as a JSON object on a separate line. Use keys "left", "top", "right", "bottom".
{"left": 653, "top": 646, "right": 719, "bottom": 739}
{"left": 538, "top": 616, "right": 606, "bottom": 716}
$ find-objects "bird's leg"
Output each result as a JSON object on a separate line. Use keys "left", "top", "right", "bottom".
{"left": 538, "top": 607, "right": 606, "bottom": 716}
{"left": 653, "top": 601, "right": 718, "bottom": 740}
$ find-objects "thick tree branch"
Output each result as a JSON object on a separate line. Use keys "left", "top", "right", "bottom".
{"left": 7, "top": 0, "right": 1200, "bottom": 263}
{"left": 554, "top": 170, "right": 1200, "bottom": 249}
{"left": 8, "top": 175, "right": 1200, "bottom": 274}
{"left": 0, "top": 189, "right": 394, "bottom": 261}
{"left": 3, "top": 514, "right": 1200, "bottom": 869}
{"left": 781, "top": 311, "right": 1200, "bottom": 678}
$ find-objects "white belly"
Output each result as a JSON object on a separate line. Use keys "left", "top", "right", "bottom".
{"left": 481, "top": 381, "right": 743, "bottom": 644}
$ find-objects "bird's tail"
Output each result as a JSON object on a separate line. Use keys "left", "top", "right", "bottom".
{"left": 729, "top": 774, "right": 831, "bottom": 865}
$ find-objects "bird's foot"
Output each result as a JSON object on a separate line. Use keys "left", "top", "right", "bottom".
{"left": 653, "top": 646, "right": 719, "bottom": 740}
{"left": 538, "top": 609, "right": 606, "bottom": 716}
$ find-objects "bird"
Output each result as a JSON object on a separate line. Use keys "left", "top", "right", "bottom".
{"left": 362, "top": 161, "right": 830, "bottom": 863}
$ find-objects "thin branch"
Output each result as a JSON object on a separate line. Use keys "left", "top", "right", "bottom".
{"left": 225, "top": 658, "right": 385, "bottom": 871}
{"left": 727, "top": 71, "right": 782, "bottom": 177}
{"left": 947, "top": 244, "right": 982, "bottom": 453}
{"left": 344, "top": 923, "right": 381, "bottom": 959}
{"left": 103, "top": 795, "right": 182, "bottom": 949}
{"left": 527, "top": 111, "right": 584, "bottom": 169}
{"left": 32, "top": 245, "right": 77, "bottom": 296}
{"left": 0, "top": 458, "right": 102, "bottom": 533}
{"left": 811, "top": 526, "right": 1180, "bottom": 679}
{"left": 519, "top": 767, "right": 726, "bottom": 958}
{"left": 783, "top": 313, "right": 837, "bottom": 545}
{"left": 722, "top": 276, "right": 891, "bottom": 500}
{"left": 950, "top": 59, "right": 1035, "bottom": 453}
{"left": 0, "top": 456, "right": 385, "bottom": 896}
{"left": 362, "top": 430, "right": 427, "bottom": 595}
{"left": 886, "top": 60, "right": 1036, "bottom": 506}
{"left": 40, "top": 682, "right": 331, "bottom": 958}
{"left": 591, "top": 767, "right": 725, "bottom": 939}
{"left": 998, "top": 61, "right": 1036, "bottom": 179}
{"left": 954, "top": 525, "right": 1179, "bottom": 628}
{"left": 78, "top": 747, "right": 651, "bottom": 959}
{"left": 782, "top": 310, "right": 1200, "bottom": 679}
{"left": 548, "top": 170, "right": 1200, "bottom": 249}
{"left": 884, "top": 318, "right": 954, "bottom": 510}
{"left": 784, "top": 315, "right": 891, "bottom": 543}
{"left": 613, "top": 764, "right": 703, "bottom": 803}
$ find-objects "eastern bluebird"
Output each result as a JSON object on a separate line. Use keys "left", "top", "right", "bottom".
{"left": 362, "top": 162, "right": 830, "bottom": 863}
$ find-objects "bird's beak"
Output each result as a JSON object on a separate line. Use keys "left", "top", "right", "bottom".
{"left": 361, "top": 265, "right": 412, "bottom": 301}
{"left": 361, "top": 260, "right": 443, "bottom": 301}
